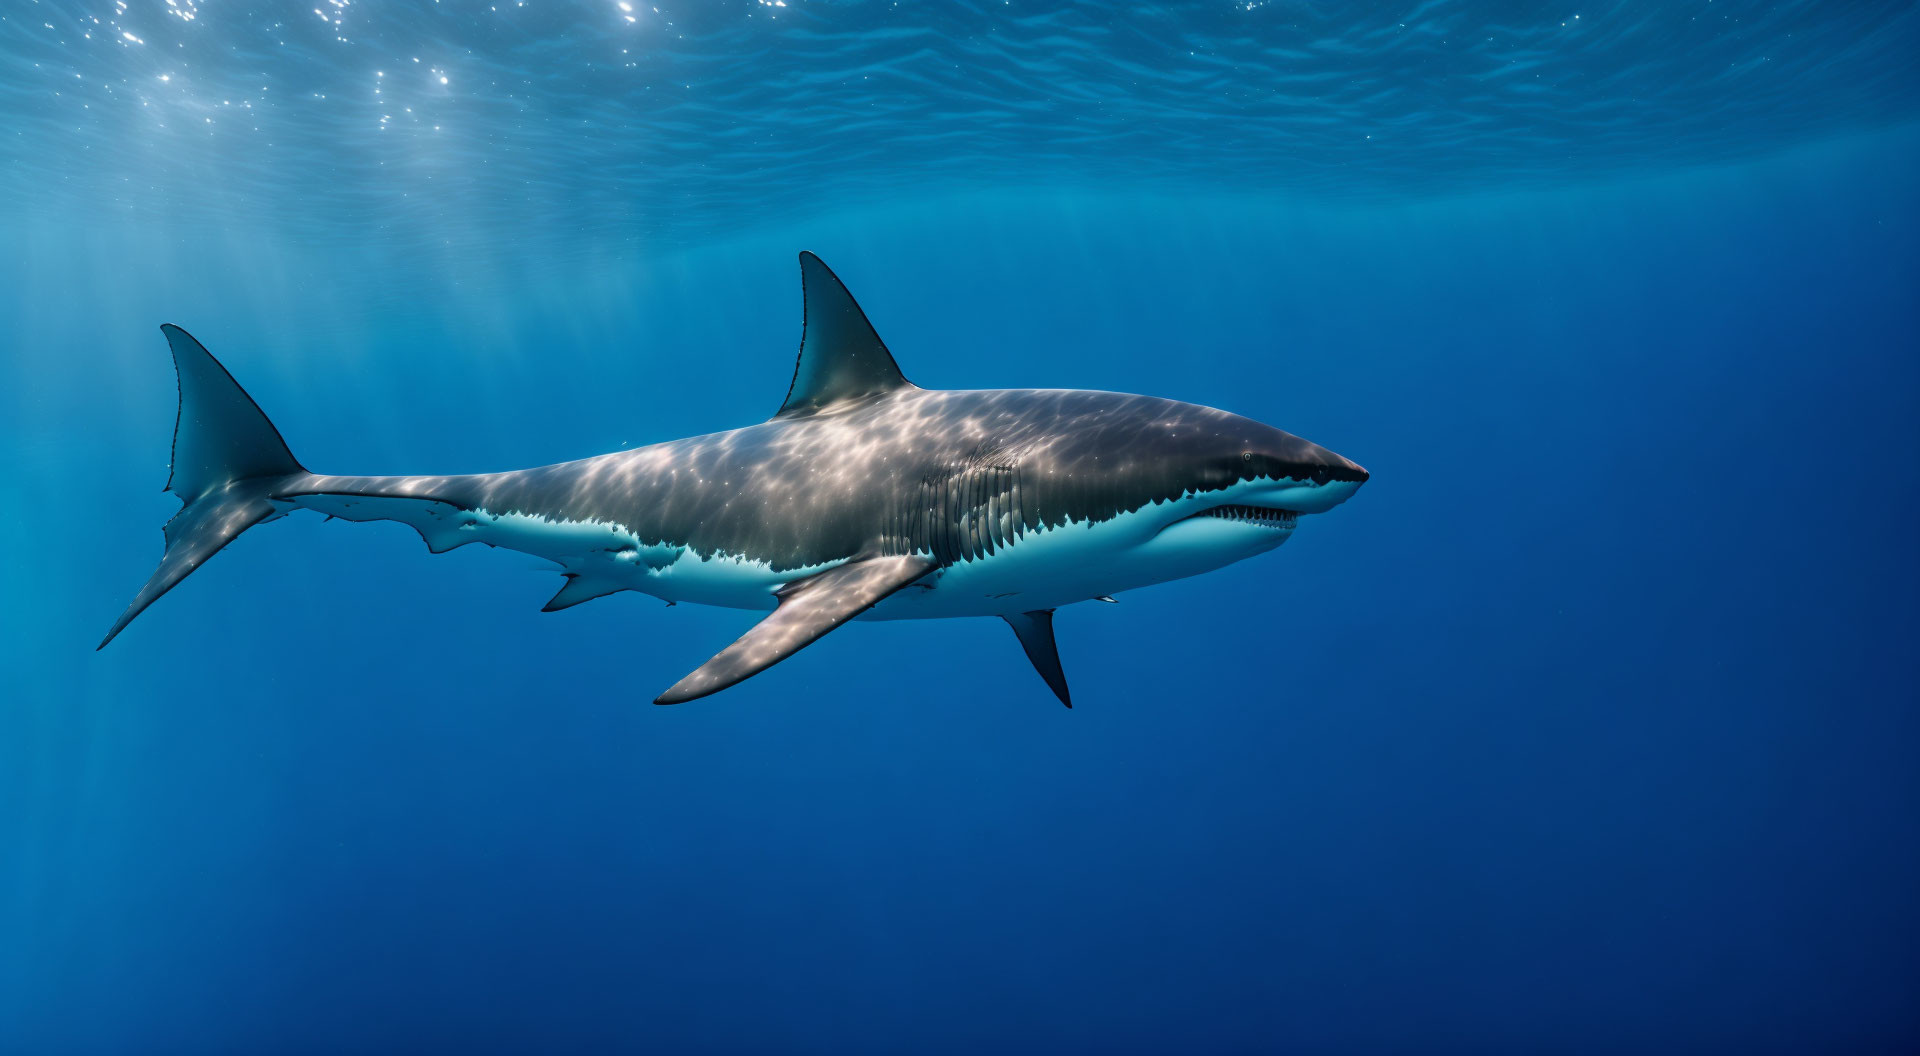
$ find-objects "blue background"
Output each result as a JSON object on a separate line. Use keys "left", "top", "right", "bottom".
{"left": 3, "top": 3, "right": 1917, "bottom": 1052}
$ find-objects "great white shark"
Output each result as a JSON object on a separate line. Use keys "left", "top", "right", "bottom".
{"left": 102, "top": 253, "right": 1368, "bottom": 705}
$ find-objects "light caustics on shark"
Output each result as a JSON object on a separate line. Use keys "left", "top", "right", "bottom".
{"left": 101, "top": 253, "right": 1369, "bottom": 706}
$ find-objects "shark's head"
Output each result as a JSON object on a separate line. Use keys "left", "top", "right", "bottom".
{"left": 1131, "top": 409, "right": 1366, "bottom": 586}
{"left": 1017, "top": 394, "right": 1369, "bottom": 593}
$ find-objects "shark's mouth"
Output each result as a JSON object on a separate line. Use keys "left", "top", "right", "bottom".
{"left": 1182, "top": 504, "right": 1299, "bottom": 530}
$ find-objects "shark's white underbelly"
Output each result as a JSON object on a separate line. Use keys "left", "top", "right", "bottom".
{"left": 865, "top": 507, "right": 1292, "bottom": 618}
{"left": 289, "top": 484, "right": 1298, "bottom": 620}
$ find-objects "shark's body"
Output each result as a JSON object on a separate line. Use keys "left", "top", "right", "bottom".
{"left": 103, "top": 254, "right": 1368, "bottom": 705}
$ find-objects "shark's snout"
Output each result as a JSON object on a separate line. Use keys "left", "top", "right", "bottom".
{"left": 1294, "top": 439, "right": 1369, "bottom": 486}
{"left": 1254, "top": 440, "right": 1368, "bottom": 514}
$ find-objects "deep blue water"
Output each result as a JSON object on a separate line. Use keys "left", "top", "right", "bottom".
{"left": 4, "top": 2, "right": 1919, "bottom": 1053}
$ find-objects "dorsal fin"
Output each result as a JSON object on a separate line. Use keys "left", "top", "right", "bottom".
{"left": 776, "top": 252, "right": 915, "bottom": 418}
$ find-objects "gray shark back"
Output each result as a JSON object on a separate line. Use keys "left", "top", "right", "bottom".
{"left": 278, "top": 384, "right": 1358, "bottom": 572}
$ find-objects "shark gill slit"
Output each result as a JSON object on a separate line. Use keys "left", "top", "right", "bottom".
{"left": 898, "top": 461, "right": 1030, "bottom": 565}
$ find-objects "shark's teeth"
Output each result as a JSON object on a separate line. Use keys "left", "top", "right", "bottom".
{"left": 1195, "top": 504, "right": 1298, "bottom": 528}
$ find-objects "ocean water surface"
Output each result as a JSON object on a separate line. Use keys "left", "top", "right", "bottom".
{"left": 3, "top": 2, "right": 1918, "bottom": 1052}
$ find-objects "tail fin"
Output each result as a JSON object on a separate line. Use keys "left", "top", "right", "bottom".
{"left": 99, "top": 325, "right": 306, "bottom": 649}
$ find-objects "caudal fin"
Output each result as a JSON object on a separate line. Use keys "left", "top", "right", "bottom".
{"left": 99, "top": 325, "right": 306, "bottom": 649}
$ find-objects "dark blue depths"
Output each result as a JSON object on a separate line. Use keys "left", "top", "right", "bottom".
{"left": 3, "top": 2, "right": 1919, "bottom": 1053}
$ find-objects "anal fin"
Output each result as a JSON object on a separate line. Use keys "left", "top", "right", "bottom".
{"left": 1002, "top": 609, "right": 1071, "bottom": 707}
{"left": 542, "top": 574, "right": 624, "bottom": 613}
{"left": 654, "top": 554, "right": 935, "bottom": 704}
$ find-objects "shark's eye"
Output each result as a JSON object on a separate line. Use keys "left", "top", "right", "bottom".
{"left": 1241, "top": 451, "right": 1253, "bottom": 461}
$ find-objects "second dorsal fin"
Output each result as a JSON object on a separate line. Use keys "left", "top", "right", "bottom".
{"left": 775, "top": 252, "right": 915, "bottom": 418}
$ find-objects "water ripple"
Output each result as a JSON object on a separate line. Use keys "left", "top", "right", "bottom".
{"left": 1, "top": 0, "right": 1913, "bottom": 249}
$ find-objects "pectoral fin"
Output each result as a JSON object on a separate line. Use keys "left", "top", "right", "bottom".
{"left": 1002, "top": 609, "right": 1071, "bottom": 708}
{"left": 653, "top": 554, "right": 936, "bottom": 704}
